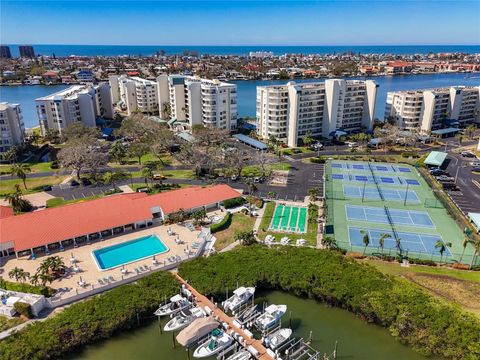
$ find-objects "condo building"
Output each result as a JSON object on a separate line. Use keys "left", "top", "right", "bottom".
{"left": 35, "top": 84, "right": 113, "bottom": 135}
{"left": 385, "top": 86, "right": 480, "bottom": 133}
{"left": 256, "top": 79, "right": 377, "bottom": 147}
{"left": 18, "top": 45, "right": 35, "bottom": 58}
{"left": 0, "top": 103, "right": 25, "bottom": 153}
{"left": 157, "top": 75, "right": 238, "bottom": 131}
{"left": 109, "top": 75, "right": 159, "bottom": 115}
{"left": 0, "top": 45, "right": 12, "bottom": 59}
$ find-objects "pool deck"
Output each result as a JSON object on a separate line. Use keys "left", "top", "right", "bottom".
{"left": 2, "top": 213, "right": 221, "bottom": 294}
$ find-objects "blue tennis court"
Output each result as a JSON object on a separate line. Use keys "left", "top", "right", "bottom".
{"left": 332, "top": 174, "right": 344, "bottom": 180}
{"left": 348, "top": 227, "right": 450, "bottom": 256}
{"left": 343, "top": 185, "right": 420, "bottom": 203}
{"left": 346, "top": 205, "right": 434, "bottom": 227}
{"left": 331, "top": 161, "right": 414, "bottom": 174}
{"left": 405, "top": 179, "right": 420, "bottom": 185}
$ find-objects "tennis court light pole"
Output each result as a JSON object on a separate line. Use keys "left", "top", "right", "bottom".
{"left": 362, "top": 180, "right": 367, "bottom": 202}
{"left": 404, "top": 182, "right": 410, "bottom": 206}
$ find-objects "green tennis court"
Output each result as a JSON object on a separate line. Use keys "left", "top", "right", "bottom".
{"left": 269, "top": 204, "right": 308, "bottom": 233}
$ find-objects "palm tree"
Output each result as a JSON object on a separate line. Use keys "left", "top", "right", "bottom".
{"left": 396, "top": 237, "right": 402, "bottom": 256}
{"left": 234, "top": 231, "right": 256, "bottom": 246}
{"left": 378, "top": 233, "right": 392, "bottom": 255}
{"left": 8, "top": 267, "right": 29, "bottom": 283}
{"left": 302, "top": 131, "right": 314, "bottom": 148}
{"left": 141, "top": 167, "right": 154, "bottom": 187}
{"left": 360, "top": 230, "right": 370, "bottom": 255}
{"left": 435, "top": 240, "right": 452, "bottom": 264}
{"left": 191, "top": 209, "right": 207, "bottom": 226}
{"left": 4, "top": 184, "right": 33, "bottom": 213}
{"left": 309, "top": 188, "right": 319, "bottom": 203}
{"left": 30, "top": 273, "right": 40, "bottom": 286}
{"left": 459, "top": 236, "right": 474, "bottom": 263}
{"left": 244, "top": 178, "right": 258, "bottom": 196}
{"left": 9, "top": 163, "right": 32, "bottom": 190}
{"left": 38, "top": 273, "right": 54, "bottom": 286}
{"left": 37, "top": 256, "right": 66, "bottom": 278}
{"left": 469, "top": 239, "right": 480, "bottom": 269}
{"left": 322, "top": 236, "right": 337, "bottom": 250}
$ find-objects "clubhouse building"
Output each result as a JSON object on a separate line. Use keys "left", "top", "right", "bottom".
{"left": 0, "top": 185, "right": 240, "bottom": 259}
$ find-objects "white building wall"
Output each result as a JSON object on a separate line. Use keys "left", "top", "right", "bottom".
{"left": 0, "top": 103, "right": 25, "bottom": 152}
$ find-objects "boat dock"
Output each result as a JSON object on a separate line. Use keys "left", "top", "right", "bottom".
{"left": 175, "top": 274, "right": 273, "bottom": 360}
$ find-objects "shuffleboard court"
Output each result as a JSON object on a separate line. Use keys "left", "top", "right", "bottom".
{"left": 348, "top": 227, "right": 451, "bottom": 256}
{"left": 289, "top": 207, "right": 299, "bottom": 231}
{"left": 269, "top": 204, "right": 308, "bottom": 233}
{"left": 343, "top": 185, "right": 420, "bottom": 203}
{"left": 345, "top": 205, "right": 434, "bottom": 227}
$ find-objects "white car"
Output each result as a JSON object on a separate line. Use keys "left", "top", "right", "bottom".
{"left": 345, "top": 141, "right": 358, "bottom": 148}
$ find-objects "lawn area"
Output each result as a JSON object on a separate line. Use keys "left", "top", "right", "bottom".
{"left": 0, "top": 176, "right": 67, "bottom": 197}
{"left": 129, "top": 182, "right": 191, "bottom": 193}
{"left": 0, "top": 161, "right": 55, "bottom": 175}
{"left": 280, "top": 147, "right": 313, "bottom": 155}
{"left": 0, "top": 316, "right": 24, "bottom": 332}
{"left": 365, "top": 259, "right": 480, "bottom": 316}
{"left": 213, "top": 213, "right": 256, "bottom": 251}
{"left": 46, "top": 195, "right": 104, "bottom": 208}
{"left": 129, "top": 169, "right": 196, "bottom": 179}
{"left": 241, "top": 162, "right": 292, "bottom": 177}
{"left": 110, "top": 152, "right": 180, "bottom": 168}
{"left": 257, "top": 201, "right": 318, "bottom": 246}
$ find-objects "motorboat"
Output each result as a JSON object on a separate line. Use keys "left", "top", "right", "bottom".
{"left": 254, "top": 304, "right": 287, "bottom": 330}
{"left": 223, "top": 287, "right": 255, "bottom": 312}
{"left": 225, "top": 349, "right": 252, "bottom": 360}
{"left": 154, "top": 294, "right": 191, "bottom": 317}
{"left": 164, "top": 307, "right": 206, "bottom": 332}
{"left": 193, "top": 328, "right": 234, "bottom": 358}
{"left": 264, "top": 328, "right": 293, "bottom": 350}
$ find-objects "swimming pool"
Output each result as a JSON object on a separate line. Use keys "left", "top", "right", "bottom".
{"left": 92, "top": 234, "right": 169, "bottom": 270}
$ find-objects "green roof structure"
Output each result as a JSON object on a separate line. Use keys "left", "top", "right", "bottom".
{"left": 424, "top": 151, "right": 448, "bottom": 167}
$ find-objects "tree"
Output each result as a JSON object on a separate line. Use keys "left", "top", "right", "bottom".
{"left": 30, "top": 273, "right": 40, "bottom": 286}
{"left": 109, "top": 141, "right": 127, "bottom": 164}
{"left": 161, "top": 102, "right": 172, "bottom": 119}
{"left": 470, "top": 239, "right": 480, "bottom": 269}
{"left": 465, "top": 124, "right": 476, "bottom": 139}
{"left": 128, "top": 141, "right": 150, "bottom": 165}
{"left": 435, "top": 240, "right": 452, "bottom": 263}
{"left": 302, "top": 131, "right": 314, "bottom": 148}
{"left": 63, "top": 123, "right": 100, "bottom": 146}
{"left": 255, "top": 151, "right": 270, "bottom": 178}
{"left": 224, "top": 148, "right": 249, "bottom": 178}
{"left": 37, "top": 256, "right": 66, "bottom": 279}
{"left": 309, "top": 188, "right": 319, "bottom": 203}
{"left": 322, "top": 236, "right": 337, "bottom": 250}
{"left": 378, "top": 233, "right": 392, "bottom": 255}
{"left": 234, "top": 230, "right": 256, "bottom": 246}
{"left": 57, "top": 144, "right": 90, "bottom": 179}
{"left": 104, "top": 170, "right": 129, "bottom": 190}
{"left": 191, "top": 209, "right": 207, "bottom": 226}
{"left": 244, "top": 178, "right": 258, "bottom": 196}
{"left": 9, "top": 163, "right": 31, "bottom": 189}
{"left": 1, "top": 146, "right": 19, "bottom": 162}
{"left": 141, "top": 166, "right": 154, "bottom": 187}
{"left": 8, "top": 267, "right": 30, "bottom": 283}
{"left": 5, "top": 184, "right": 33, "bottom": 213}
{"left": 360, "top": 230, "right": 370, "bottom": 255}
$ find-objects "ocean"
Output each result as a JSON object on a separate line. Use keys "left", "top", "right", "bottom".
{"left": 1, "top": 73, "right": 479, "bottom": 129}
{"left": 4, "top": 44, "right": 480, "bottom": 57}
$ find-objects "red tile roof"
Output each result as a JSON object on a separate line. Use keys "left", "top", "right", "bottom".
{"left": 0, "top": 185, "right": 240, "bottom": 252}
{"left": 0, "top": 206, "right": 14, "bottom": 219}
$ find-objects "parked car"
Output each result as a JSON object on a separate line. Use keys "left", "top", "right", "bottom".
{"left": 153, "top": 174, "right": 166, "bottom": 180}
{"left": 429, "top": 168, "right": 445, "bottom": 176}
{"left": 42, "top": 185, "right": 52, "bottom": 191}
{"left": 435, "top": 175, "right": 455, "bottom": 182}
{"left": 442, "top": 182, "right": 458, "bottom": 190}
{"left": 345, "top": 141, "right": 358, "bottom": 148}
{"left": 80, "top": 178, "right": 92, "bottom": 186}
{"left": 69, "top": 179, "right": 80, "bottom": 187}
{"left": 469, "top": 161, "right": 480, "bottom": 167}
{"left": 472, "top": 167, "right": 480, "bottom": 173}
{"left": 254, "top": 176, "right": 264, "bottom": 183}
{"left": 231, "top": 175, "right": 238, "bottom": 182}
{"left": 461, "top": 151, "right": 476, "bottom": 158}
{"left": 311, "top": 142, "right": 324, "bottom": 151}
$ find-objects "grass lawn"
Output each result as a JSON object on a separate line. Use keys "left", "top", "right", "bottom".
{"left": 214, "top": 213, "right": 256, "bottom": 251}
{"left": 0, "top": 176, "right": 67, "bottom": 197}
{"left": 257, "top": 201, "right": 318, "bottom": 247}
{"left": 0, "top": 161, "right": 55, "bottom": 175}
{"left": 365, "top": 259, "right": 480, "bottom": 316}
{"left": 280, "top": 147, "right": 313, "bottom": 155}
{"left": 129, "top": 169, "right": 196, "bottom": 179}
{"left": 0, "top": 315, "right": 24, "bottom": 332}
{"left": 129, "top": 182, "right": 191, "bottom": 193}
{"left": 46, "top": 195, "right": 104, "bottom": 208}
{"left": 112, "top": 152, "right": 180, "bottom": 168}
{"left": 241, "top": 162, "right": 292, "bottom": 177}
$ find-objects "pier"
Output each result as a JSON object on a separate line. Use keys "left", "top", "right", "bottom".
{"left": 175, "top": 274, "right": 273, "bottom": 360}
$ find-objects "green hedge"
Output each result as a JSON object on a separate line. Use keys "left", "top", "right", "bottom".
{"left": 0, "top": 278, "right": 55, "bottom": 298}
{"left": 13, "top": 302, "right": 32, "bottom": 319}
{"left": 223, "top": 197, "right": 245, "bottom": 209}
{"left": 210, "top": 212, "right": 232, "bottom": 233}
{"left": 0, "top": 272, "right": 178, "bottom": 360}
{"left": 178, "top": 246, "right": 480, "bottom": 359}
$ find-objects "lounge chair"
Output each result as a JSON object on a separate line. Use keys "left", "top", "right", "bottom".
{"left": 135, "top": 267, "right": 140, "bottom": 274}
{"left": 98, "top": 279, "right": 104, "bottom": 285}
{"left": 108, "top": 275, "right": 114, "bottom": 282}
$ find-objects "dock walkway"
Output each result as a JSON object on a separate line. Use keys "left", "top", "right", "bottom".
{"left": 175, "top": 274, "right": 273, "bottom": 360}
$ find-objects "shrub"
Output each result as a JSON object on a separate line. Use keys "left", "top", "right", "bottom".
{"left": 50, "top": 161, "right": 59, "bottom": 169}
{"left": 0, "top": 272, "right": 178, "bottom": 360}
{"left": 223, "top": 197, "right": 245, "bottom": 209}
{"left": 179, "top": 246, "right": 480, "bottom": 359}
{"left": 13, "top": 302, "right": 33, "bottom": 319}
{"left": 310, "top": 157, "right": 326, "bottom": 164}
{"left": 0, "top": 278, "right": 55, "bottom": 297}
{"left": 210, "top": 212, "right": 232, "bottom": 233}
{"left": 407, "top": 258, "right": 437, "bottom": 266}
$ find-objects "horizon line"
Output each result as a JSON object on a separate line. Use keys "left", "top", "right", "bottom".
{"left": 4, "top": 43, "right": 480, "bottom": 47}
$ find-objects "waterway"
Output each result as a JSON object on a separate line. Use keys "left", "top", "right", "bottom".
{"left": 68, "top": 290, "right": 439, "bottom": 360}
{"left": 0, "top": 73, "right": 478, "bottom": 129}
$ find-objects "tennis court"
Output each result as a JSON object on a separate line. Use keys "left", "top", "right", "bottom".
{"left": 343, "top": 185, "right": 420, "bottom": 203}
{"left": 331, "top": 161, "right": 412, "bottom": 173}
{"left": 332, "top": 173, "right": 420, "bottom": 186}
{"left": 346, "top": 205, "right": 434, "bottom": 228}
{"left": 348, "top": 226, "right": 451, "bottom": 256}
{"left": 269, "top": 204, "right": 307, "bottom": 233}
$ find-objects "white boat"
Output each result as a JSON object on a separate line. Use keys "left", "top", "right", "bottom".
{"left": 255, "top": 304, "right": 287, "bottom": 330}
{"left": 223, "top": 287, "right": 255, "bottom": 312}
{"left": 264, "top": 328, "right": 293, "bottom": 350}
{"left": 193, "top": 328, "right": 234, "bottom": 358}
{"left": 154, "top": 294, "right": 191, "bottom": 317}
{"left": 225, "top": 349, "right": 252, "bottom": 360}
{"left": 164, "top": 307, "right": 206, "bottom": 332}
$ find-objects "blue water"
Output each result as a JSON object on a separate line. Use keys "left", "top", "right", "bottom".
{"left": 92, "top": 235, "right": 168, "bottom": 270}
{"left": 4, "top": 45, "right": 480, "bottom": 57}
{"left": 1, "top": 73, "right": 479, "bottom": 128}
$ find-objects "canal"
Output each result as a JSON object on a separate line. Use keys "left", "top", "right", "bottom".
{"left": 69, "top": 290, "right": 439, "bottom": 360}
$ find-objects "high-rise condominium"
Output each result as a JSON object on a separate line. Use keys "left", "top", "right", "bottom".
{"left": 256, "top": 79, "right": 377, "bottom": 147}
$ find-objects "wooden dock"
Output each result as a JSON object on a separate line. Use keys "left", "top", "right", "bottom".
{"left": 175, "top": 274, "right": 273, "bottom": 360}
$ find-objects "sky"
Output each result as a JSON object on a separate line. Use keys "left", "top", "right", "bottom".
{"left": 1, "top": 0, "right": 479, "bottom": 46}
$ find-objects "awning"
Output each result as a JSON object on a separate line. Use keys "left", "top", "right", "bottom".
{"left": 468, "top": 212, "right": 480, "bottom": 232}
{"left": 329, "top": 130, "right": 347, "bottom": 138}
{"left": 431, "top": 128, "right": 460, "bottom": 136}
{"left": 176, "top": 317, "right": 219, "bottom": 347}
{"left": 232, "top": 134, "right": 268, "bottom": 150}
{"left": 424, "top": 151, "right": 448, "bottom": 167}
